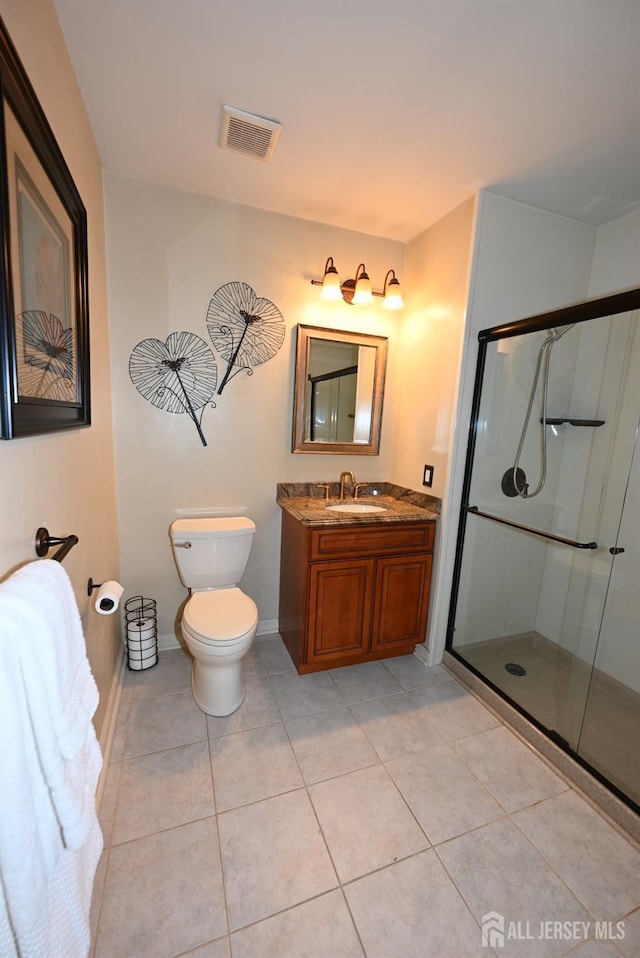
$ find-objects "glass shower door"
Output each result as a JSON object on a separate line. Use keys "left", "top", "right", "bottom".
{"left": 447, "top": 297, "right": 640, "bottom": 810}
{"left": 451, "top": 500, "right": 608, "bottom": 754}
{"left": 576, "top": 417, "right": 640, "bottom": 807}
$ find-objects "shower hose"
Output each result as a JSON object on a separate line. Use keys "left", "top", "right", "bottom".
{"left": 508, "top": 324, "right": 574, "bottom": 499}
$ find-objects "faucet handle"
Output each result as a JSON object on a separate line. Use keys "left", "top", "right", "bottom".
{"left": 353, "top": 483, "right": 369, "bottom": 499}
{"left": 316, "top": 483, "right": 331, "bottom": 500}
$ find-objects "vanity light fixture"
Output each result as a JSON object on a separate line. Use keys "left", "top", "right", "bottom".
{"left": 311, "top": 258, "right": 404, "bottom": 309}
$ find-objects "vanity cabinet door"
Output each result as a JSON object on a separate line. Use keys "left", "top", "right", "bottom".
{"left": 371, "top": 553, "right": 433, "bottom": 651}
{"left": 308, "top": 558, "right": 374, "bottom": 664}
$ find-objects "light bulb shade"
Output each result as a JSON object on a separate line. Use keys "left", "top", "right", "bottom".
{"left": 382, "top": 269, "right": 404, "bottom": 310}
{"left": 353, "top": 265, "right": 372, "bottom": 304}
{"left": 320, "top": 268, "right": 342, "bottom": 301}
{"left": 383, "top": 277, "right": 404, "bottom": 310}
{"left": 319, "top": 257, "right": 342, "bottom": 300}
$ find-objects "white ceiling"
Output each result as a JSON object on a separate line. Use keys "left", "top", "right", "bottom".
{"left": 52, "top": 0, "right": 640, "bottom": 242}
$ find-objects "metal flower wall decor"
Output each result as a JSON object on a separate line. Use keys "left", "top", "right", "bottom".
{"left": 129, "top": 282, "right": 285, "bottom": 446}
{"left": 206, "top": 282, "right": 285, "bottom": 394}
{"left": 129, "top": 331, "right": 217, "bottom": 446}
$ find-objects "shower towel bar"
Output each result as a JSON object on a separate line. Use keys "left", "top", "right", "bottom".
{"left": 35, "top": 527, "right": 79, "bottom": 563}
{"left": 467, "top": 507, "right": 598, "bottom": 550}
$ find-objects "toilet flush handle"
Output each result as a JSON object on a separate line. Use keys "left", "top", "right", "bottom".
{"left": 174, "top": 541, "right": 192, "bottom": 549}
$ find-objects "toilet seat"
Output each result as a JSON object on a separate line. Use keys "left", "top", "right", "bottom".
{"left": 183, "top": 587, "right": 258, "bottom": 643}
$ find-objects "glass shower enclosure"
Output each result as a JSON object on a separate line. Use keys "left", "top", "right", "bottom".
{"left": 447, "top": 288, "right": 640, "bottom": 812}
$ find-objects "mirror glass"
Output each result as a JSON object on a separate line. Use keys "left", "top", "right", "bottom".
{"left": 292, "top": 324, "right": 388, "bottom": 455}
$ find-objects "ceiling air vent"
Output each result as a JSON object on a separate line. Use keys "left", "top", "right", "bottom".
{"left": 218, "top": 105, "right": 282, "bottom": 162}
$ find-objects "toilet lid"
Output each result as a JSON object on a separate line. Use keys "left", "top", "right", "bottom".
{"left": 184, "top": 588, "right": 257, "bottom": 641}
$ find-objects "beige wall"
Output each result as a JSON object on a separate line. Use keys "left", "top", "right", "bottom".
{"left": 104, "top": 173, "right": 405, "bottom": 643}
{"left": 0, "top": 0, "right": 120, "bottom": 740}
{"left": 388, "top": 198, "right": 477, "bottom": 657}
{"left": 392, "top": 197, "right": 476, "bottom": 500}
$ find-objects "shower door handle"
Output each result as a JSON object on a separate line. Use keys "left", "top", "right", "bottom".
{"left": 609, "top": 547, "right": 625, "bottom": 555}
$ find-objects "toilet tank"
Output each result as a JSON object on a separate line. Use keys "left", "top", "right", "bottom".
{"left": 170, "top": 517, "right": 255, "bottom": 589}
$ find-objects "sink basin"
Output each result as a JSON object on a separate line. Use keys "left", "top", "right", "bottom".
{"left": 326, "top": 503, "right": 388, "bottom": 514}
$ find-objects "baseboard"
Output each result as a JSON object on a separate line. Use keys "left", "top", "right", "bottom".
{"left": 413, "top": 643, "right": 430, "bottom": 666}
{"left": 95, "top": 644, "right": 126, "bottom": 810}
{"left": 158, "top": 632, "right": 181, "bottom": 651}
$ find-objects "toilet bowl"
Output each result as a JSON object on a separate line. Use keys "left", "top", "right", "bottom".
{"left": 181, "top": 587, "right": 258, "bottom": 715}
{"left": 170, "top": 517, "right": 258, "bottom": 716}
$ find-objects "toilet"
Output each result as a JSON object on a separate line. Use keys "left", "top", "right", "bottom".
{"left": 169, "top": 517, "right": 258, "bottom": 716}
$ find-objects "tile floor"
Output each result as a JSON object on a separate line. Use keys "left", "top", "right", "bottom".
{"left": 459, "top": 631, "right": 640, "bottom": 806}
{"left": 91, "top": 636, "right": 640, "bottom": 958}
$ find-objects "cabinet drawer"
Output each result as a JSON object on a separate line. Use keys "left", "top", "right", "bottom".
{"left": 310, "top": 521, "right": 434, "bottom": 560}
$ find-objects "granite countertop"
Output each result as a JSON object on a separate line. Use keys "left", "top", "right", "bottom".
{"left": 276, "top": 481, "right": 440, "bottom": 527}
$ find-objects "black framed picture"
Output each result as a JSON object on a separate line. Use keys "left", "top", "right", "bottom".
{"left": 0, "top": 17, "right": 90, "bottom": 439}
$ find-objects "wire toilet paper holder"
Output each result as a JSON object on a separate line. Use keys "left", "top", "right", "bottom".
{"left": 124, "top": 595, "right": 158, "bottom": 671}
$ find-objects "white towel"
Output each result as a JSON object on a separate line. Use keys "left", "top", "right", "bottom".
{"left": 2, "top": 560, "right": 101, "bottom": 846}
{"left": 0, "top": 559, "right": 103, "bottom": 958}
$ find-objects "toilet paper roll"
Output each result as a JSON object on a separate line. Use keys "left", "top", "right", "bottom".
{"left": 128, "top": 635, "right": 156, "bottom": 653}
{"left": 95, "top": 580, "right": 124, "bottom": 615}
{"left": 127, "top": 618, "right": 155, "bottom": 644}
{"left": 128, "top": 629, "right": 155, "bottom": 645}
{"left": 128, "top": 631, "right": 155, "bottom": 650}
{"left": 128, "top": 652, "right": 158, "bottom": 671}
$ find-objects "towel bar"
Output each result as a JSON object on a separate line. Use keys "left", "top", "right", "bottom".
{"left": 35, "top": 527, "right": 79, "bottom": 562}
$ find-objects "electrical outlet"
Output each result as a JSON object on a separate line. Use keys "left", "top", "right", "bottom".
{"left": 423, "top": 464, "right": 434, "bottom": 487}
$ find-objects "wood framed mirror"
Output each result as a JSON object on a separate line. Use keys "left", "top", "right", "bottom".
{"left": 292, "top": 324, "right": 388, "bottom": 455}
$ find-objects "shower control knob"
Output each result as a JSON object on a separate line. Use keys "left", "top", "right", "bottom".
{"left": 609, "top": 547, "right": 625, "bottom": 555}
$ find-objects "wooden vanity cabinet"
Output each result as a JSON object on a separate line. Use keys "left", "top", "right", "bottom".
{"left": 279, "top": 510, "right": 435, "bottom": 673}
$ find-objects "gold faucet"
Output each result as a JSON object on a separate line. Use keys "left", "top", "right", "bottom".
{"left": 339, "top": 470, "right": 356, "bottom": 499}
